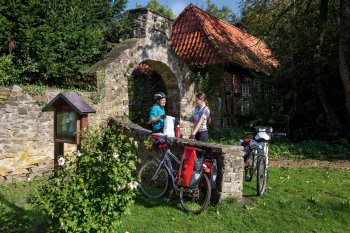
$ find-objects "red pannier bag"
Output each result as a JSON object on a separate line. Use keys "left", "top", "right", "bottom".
{"left": 203, "top": 159, "right": 218, "bottom": 189}
{"left": 176, "top": 146, "right": 203, "bottom": 187}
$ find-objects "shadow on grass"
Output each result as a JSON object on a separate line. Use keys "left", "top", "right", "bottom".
{"left": 135, "top": 191, "right": 181, "bottom": 210}
{"left": 0, "top": 194, "right": 48, "bottom": 233}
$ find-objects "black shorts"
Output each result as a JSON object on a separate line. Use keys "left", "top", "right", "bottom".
{"left": 195, "top": 131, "right": 208, "bottom": 142}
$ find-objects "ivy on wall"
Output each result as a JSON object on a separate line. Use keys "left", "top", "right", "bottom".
{"left": 191, "top": 66, "right": 225, "bottom": 100}
{"left": 190, "top": 66, "right": 225, "bottom": 127}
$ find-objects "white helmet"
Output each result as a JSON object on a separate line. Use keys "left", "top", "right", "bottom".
{"left": 154, "top": 92, "right": 166, "bottom": 100}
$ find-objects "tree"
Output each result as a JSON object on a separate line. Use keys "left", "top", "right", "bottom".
{"left": 241, "top": 0, "right": 347, "bottom": 139}
{"left": 137, "top": 0, "right": 176, "bottom": 20}
{"left": 0, "top": 0, "right": 129, "bottom": 87}
{"left": 339, "top": 0, "right": 350, "bottom": 133}
{"left": 205, "top": 0, "right": 238, "bottom": 25}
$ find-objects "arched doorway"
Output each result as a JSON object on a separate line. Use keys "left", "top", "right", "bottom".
{"left": 128, "top": 60, "right": 180, "bottom": 129}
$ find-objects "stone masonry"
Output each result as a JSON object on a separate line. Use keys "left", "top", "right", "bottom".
{"left": 0, "top": 86, "right": 94, "bottom": 182}
{"left": 0, "top": 86, "right": 55, "bottom": 182}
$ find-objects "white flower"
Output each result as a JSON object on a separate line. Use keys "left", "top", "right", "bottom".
{"left": 113, "top": 153, "right": 119, "bottom": 159}
{"left": 128, "top": 181, "right": 139, "bottom": 190}
{"left": 58, "top": 157, "right": 65, "bottom": 166}
{"left": 117, "top": 184, "right": 126, "bottom": 191}
{"left": 76, "top": 150, "right": 81, "bottom": 158}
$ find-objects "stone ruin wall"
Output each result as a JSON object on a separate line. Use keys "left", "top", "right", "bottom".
{"left": 0, "top": 86, "right": 244, "bottom": 201}
{"left": 0, "top": 86, "right": 92, "bottom": 183}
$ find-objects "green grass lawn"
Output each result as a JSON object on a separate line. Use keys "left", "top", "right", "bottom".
{"left": 1, "top": 167, "right": 350, "bottom": 233}
{"left": 119, "top": 167, "right": 350, "bottom": 233}
{"left": 0, "top": 181, "right": 48, "bottom": 233}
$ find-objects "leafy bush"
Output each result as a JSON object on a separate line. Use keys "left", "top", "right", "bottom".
{"left": 0, "top": 55, "right": 18, "bottom": 86}
{"left": 33, "top": 119, "right": 139, "bottom": 232}
{"left": 0, "top": 0, "right": 129, "bottom": 88}
{"left": 208, "top": 127, "right": 243, "bottom": 145}
{"left": 269, "top": 139, "right": 350, "bottom": 160}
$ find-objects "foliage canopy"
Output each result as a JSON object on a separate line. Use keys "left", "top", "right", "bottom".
{"left": 240, "top": 0, "right": 348, "bottom": 140}
{"left": 0, "top": 0, "right": 130, "bottom": 87}
{"left": 137, "top": 0, "right": 176, "bottom": 20}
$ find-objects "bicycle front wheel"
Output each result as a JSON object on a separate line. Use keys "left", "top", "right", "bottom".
{"left": 138, "top": 160, "right": 169, "bottom": 199}
{"left": 256, "top": 156, "right": 268, "bottom": 195}
{"left": 180, "top": 174, "right": 211, "bottom": 214}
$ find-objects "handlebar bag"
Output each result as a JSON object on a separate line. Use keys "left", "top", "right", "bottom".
{"left": 253, "top": 126, "right": 273, "bottom": 142}
{"left": 151, "top": 135, "right": 167, "bottom": 149}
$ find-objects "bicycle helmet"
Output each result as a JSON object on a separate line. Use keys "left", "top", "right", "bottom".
{"left": 154, "top": 92, "right": 166, "bottom": 100}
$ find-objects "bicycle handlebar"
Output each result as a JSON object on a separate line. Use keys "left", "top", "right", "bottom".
{"left": 244, "top": 132, "right": 287, "bottom": 136}
{"left": 273, "top": 133, "right": 287, "bottom": 136}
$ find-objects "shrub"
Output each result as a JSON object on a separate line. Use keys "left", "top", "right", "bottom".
{"left": 0, "top": 54, "right": 18, "bottom": 86}
{"left": 33, "top": 119, "right": 139, "bottom": 232}
{"left": 209, "top": 127, "right": 243, "bottom": 145}
{"left": 269, "top": 139, "right": 350, "bottom": 160}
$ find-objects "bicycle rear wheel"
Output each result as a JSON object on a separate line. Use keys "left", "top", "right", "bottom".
{"left": 180, "top": 174, "right": 211, "bottom": 214}
{"left": 256, "top": 156, "right": 267, "bottom": 195}
{"left": 138, "top": 160, "right": 169, "bottom": 198}
{"left": 244, "top": 151, "right": 256, "bottom": 182}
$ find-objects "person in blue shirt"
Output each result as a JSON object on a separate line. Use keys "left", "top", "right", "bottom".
{"left": 148, "top": 92, "right": 167, "bottom": 133}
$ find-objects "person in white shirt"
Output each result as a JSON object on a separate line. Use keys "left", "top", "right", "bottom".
{"left": 189, "top": 92, "right": 210, "bottom": 142}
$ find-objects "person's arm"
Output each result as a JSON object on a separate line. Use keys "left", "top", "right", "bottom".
{"left": 148, "top": 115, "right": 163, "bottom": 123}
{"left": 191, "top": 116, "right": 205, "bottom": 137}
{"left": 147, "top": 106, "right": 166, "bottom": 124}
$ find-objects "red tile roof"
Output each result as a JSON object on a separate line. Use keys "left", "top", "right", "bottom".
{"left": 171, "top": 4, "right": 278, "bottom": 74}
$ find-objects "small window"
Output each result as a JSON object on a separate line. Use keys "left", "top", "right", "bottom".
{"left": 56, "top": 111, "right": 76, "bottom": 142}
{"left": 241, "top": 84, "right": 250, "bottom": 115}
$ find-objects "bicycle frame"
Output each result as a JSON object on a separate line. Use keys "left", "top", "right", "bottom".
{"left": 155, "top": 148, "right": 181, "bottom": 191}
{"left": 139, "top": 135, "right": 213, "bottom": 214}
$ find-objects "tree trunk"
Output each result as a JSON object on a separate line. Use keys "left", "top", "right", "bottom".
{"left": 314, "top": 0, "right": 342, "bottom": 132}
{"left": 339, "top": 0, "right": 350, "bottom": 131}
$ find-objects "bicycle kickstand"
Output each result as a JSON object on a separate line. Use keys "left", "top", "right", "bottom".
{"left": 163, "top": 188, "right": 174, "bottom": 203}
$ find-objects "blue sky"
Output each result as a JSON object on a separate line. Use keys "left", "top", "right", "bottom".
{"left": 126, "top": 0, "right": 242, "bottom": 17}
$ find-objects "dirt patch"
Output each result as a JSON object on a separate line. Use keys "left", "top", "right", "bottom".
{"left": 269, "top": 159, "right": 350, "bottom": 169}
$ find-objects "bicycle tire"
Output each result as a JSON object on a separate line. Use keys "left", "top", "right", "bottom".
{"left": 244, "top": 150, "right": 256, "bottom": 182}
{"left": 256, "top": 156, "right": 267, "bottom": 195}
{"left": 180, "top": 174, "right": 211, "bottom": 214}
{"left": 138, "top": 160, "right": 169, "bottom": 199}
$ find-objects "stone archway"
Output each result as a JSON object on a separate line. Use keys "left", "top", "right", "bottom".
{"left": 87, "top": 9, "right": 196, "bottom": 136}
{"left": 141, "top": 60, "right": 180, "bottom": 117}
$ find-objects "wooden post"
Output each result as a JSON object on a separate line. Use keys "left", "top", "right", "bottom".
{"left": 54, "top": 142, "right": 64, "bottom": 176}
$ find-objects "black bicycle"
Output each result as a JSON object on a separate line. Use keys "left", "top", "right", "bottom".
{"left": 239, "top": 126, "right": 286, "bottom": 195}
{"left": 138, "top": 134, "right": 211, "bottom": 214}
